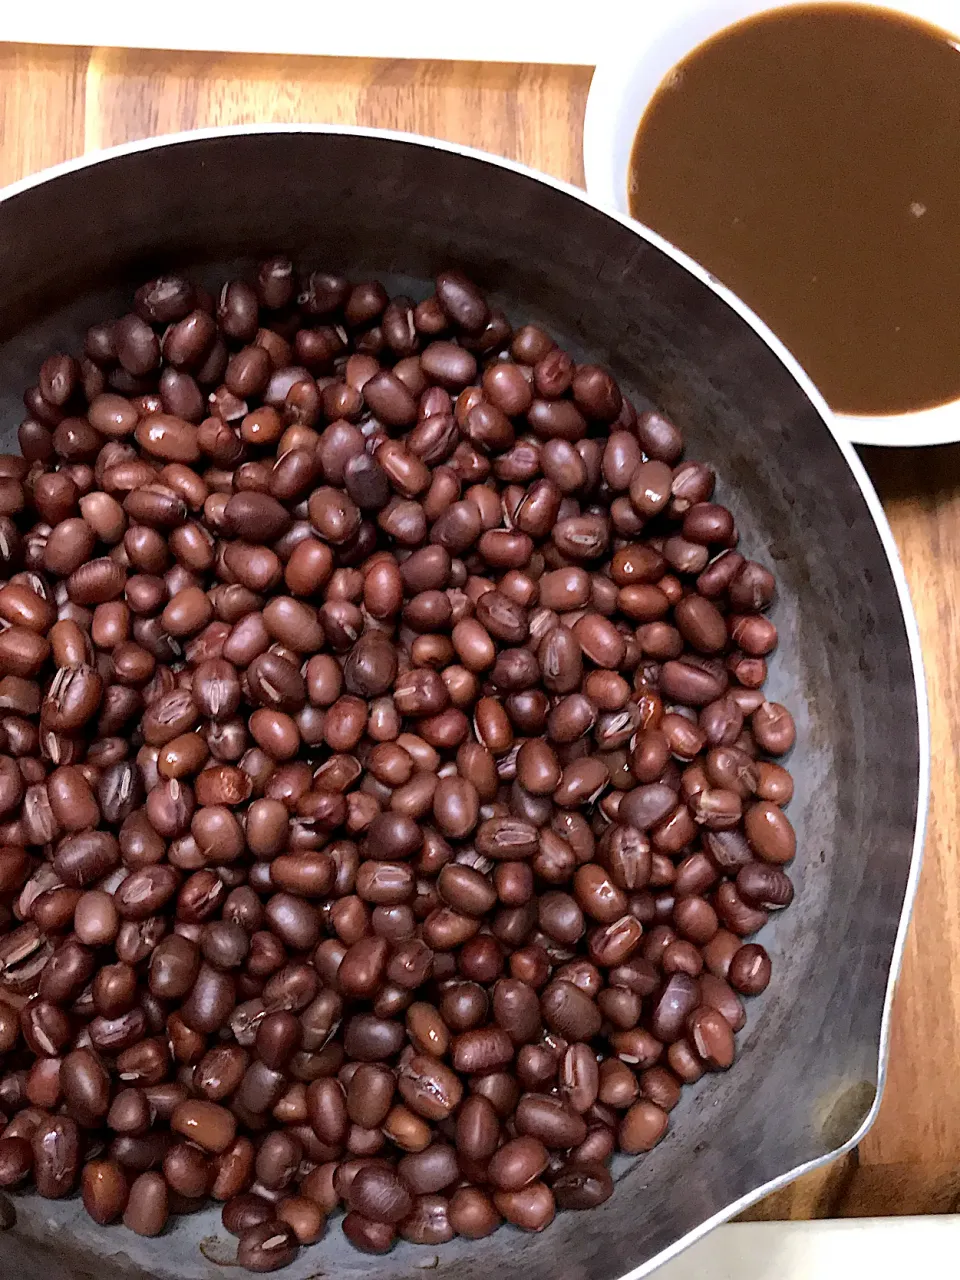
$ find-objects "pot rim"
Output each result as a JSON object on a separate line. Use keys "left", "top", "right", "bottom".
{"left": 0, "top": 122, "right": 931, "bottom": 1275}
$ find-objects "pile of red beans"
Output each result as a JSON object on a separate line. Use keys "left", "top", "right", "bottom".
{"left": 0, "top": 262, "right": 797, "bottom": 1270}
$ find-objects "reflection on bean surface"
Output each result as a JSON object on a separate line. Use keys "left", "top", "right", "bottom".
{"left": 0, "top": 263, "right": 795, "bottom": 1268}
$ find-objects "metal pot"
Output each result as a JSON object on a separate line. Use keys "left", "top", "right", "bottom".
{"left": 0, "top": 127, "right": 928, "bottom": 1280}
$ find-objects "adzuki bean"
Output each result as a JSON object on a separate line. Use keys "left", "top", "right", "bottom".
{"left": 0, "top": 264, "right": 796, "bottom": 1270}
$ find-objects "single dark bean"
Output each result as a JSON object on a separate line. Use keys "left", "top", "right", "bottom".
{"left": 541, "top": 981, "right": 601, "bottom": 1042}
{"left": 33, "top": 1115, "right": 81, "bottom": 1199}
{"left": 687, "top": 1005, "right": 736, "bottom": 1069}
{"left": 744, "top": 801, "right": 797, "bottom": 864}
{"left": 728, "top": 943, "right": 772, "bottom": 995}
{"left": 0, "top": 1137, "right": 33, "bottom": 1189}
{"left": 736, "top": 861, "right": 794, "bottom": 909}
{"left": 347, "top": 1165, "right": 413, "bottom": 1223}
{"left": 81, "top": 1159, "right": 129, "bottom": 1224}
{"left": 238, "top": 1220, "right": 300, "bottom": 1272}
{"left": 493, "top": 1181, "right": 555, "bottom": 1231}
{"left": 751, "top": 702, "right": 797, "bottom": 755}
{"left": 515, "top": 1094, "right": 588, "bottom": 1149}
{"left": 619, "top": 1099, "right": 669, "bottom": 1154}
{"left": 342, "top": 1211, "right": 396, "bottom": 1254}
{"left": 755, "top": 761, "right": 794, "bottom": 805}
{"left": 488, "top": 1135, "right": 549, "bottom": 1190}
{"left": 619, "top": 784, "right": 678, "bottom": 831}
{"left": 650, "top": 974, "right": 701, "bottom": 1043}
{"left": 552, "top": 1161, "right": 614, "bottom": 1210}
{"left": 398, "top": 1143, "right": 459, "bottom": 1195}
{"left": 223, "top": 1193, "right": 279, "bottom": 1237}
{"left": 398, "top": 1054, "right": 463, "bottom": 1120}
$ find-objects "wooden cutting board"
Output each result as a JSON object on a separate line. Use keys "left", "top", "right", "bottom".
{"left": 1, "top": 41, "right": 958, "bottom": 1219}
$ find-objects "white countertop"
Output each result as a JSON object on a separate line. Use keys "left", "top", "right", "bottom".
{"left": 6, "top": 1, "right": 605, "bottom": 64}
{"left": 658, "top": 1216, "right": 960, "bottom": 1279}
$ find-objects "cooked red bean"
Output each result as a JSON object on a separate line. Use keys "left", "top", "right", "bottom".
{"left": 237, "top": 1220, "right": 300, "bottom": 1272}
{"left": 494, "top": 1180, "right": 556, "bottom": 1231}
{"left": 347, "top": 1164, "right": 413, "bottom": 1223}
{"left": 552, "top": 1161, "right": 614, "bottom": 1210}
{"left": 488, "top": 1135, "right": 549, "bottom": 1191}
{"left": 744, "top": 801, "right": 797, "bottom": 863}
{"left": 170, "top": 1099, "right": 236, "bottom": 1153}
{"left": 687, "top": 1005, "right": 736, "bottom": 1069}
{"left": 619, "top": 1100, "right": 670, "bottom": 1153}
{"left": 81, "top": 1159, "right": 129, "bottom": 1224}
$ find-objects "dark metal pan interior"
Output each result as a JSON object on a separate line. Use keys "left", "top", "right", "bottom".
{"left": 0, "top": 128, "right": 923, "bottom": 1280}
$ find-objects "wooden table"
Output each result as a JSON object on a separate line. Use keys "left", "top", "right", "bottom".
{"left": 1, "top": 42, "right": 957, "bottom": 1220}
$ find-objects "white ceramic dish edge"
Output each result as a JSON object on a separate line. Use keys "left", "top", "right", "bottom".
{"left": 583, "top": 0, "right": 960, "bottom": 447}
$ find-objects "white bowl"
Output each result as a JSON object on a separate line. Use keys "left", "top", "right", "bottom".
{"left": 583, "top": 0, "right": 960, "bottom": 447}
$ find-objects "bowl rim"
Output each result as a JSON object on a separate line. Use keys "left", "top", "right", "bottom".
{"left": 582, "top": 0, "right": 960, "bottom": 448}
{"left": 0, "top": 122, "right": 931, "bottom": 1277}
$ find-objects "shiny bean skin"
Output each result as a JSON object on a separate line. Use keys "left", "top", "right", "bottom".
{"left": 341, "top": 1212, "right": 395, "bottom": 1254}
{"left": 171, "top": 1100, "right": 237, "bottom": 1153}
{"left": 751, "top": 701, "right": 797, "bottom": 755}
{"left": 82, "top": 1160, "right": 129, "bottom": 1224}
{"left": 515, "top": 1094, "right": 587, "bottom": 1149}
{"left": 223, "top": 1192, "right": 276, "bottom": 1237}
{"left": 237, "top": 1220, "right": 300, "bottom": 1271}
{"left": 619, "top": 1100, "right": 669, "bottom": 1153}
{"left": 744, "top": 802, "right": 797, "bottom": 864}
{"left": 687, "top": 1005, "right": 736, "bottom": 1069}
{"left": 347, "top": 1164, "right": 413, "bottom": 1223}
{"left": 728, "top": 943, "right": 772, "bottom": 995}
{"left": 33, "top": 1116, "right": 81, "bottom": 1198}
{"left": 448, "top": 1185, "right": 501, "bottom": 1238}
{"left": 755, "top": 761, "right": 794, "bottom": 805}
{"left": 488, "top": 1135, "right": 549, "bottom": 1190}
{"left": 277, "top": 1196, "right": 325, "bottom": 1245}
{"left": 0, "top": 264, "right": 800, "bottom": 1265}
{"left": 493, "top": 1181, "right": 556, "bottom": 1232}
{"left": 552, "top": 1161, "right": 614, "bottom": 1210}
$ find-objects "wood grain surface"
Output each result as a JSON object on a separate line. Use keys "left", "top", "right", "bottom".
{"left": 0, "top": 41, "right": 956, "bottom": 1218}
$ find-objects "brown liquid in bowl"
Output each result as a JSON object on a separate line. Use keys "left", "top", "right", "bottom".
{"left": 629, "top": 3, "right": 960, "bottom": 416}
